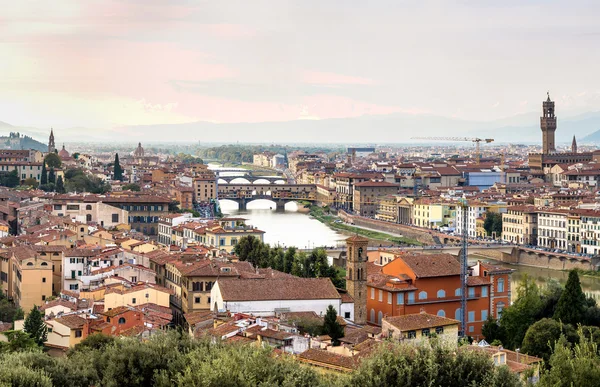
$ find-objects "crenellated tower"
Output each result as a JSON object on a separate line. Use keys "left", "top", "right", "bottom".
{"left": 541, "top": 92, "right": 557, "bottom": 154}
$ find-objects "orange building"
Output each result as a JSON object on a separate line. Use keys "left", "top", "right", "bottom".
{"left": 366, "top": 252, "right": 512, "bottom": 339}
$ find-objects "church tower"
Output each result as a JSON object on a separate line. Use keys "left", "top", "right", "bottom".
{"left": 345, "top": 235, "right": 368, "bottom": 325}
{"left": 48, "top": 128, "right": 56, "bottom": 154}
{"left": 541, "top": 92, "right": 557, "bottom": 154}
{"left": 572, "top": 135, "right": 577, "bottom": 154}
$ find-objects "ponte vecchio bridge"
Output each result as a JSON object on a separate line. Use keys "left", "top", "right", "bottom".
{"left": 217, "top": 183, "right": 317, "bottom": 210}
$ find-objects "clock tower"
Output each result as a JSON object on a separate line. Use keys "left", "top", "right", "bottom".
{"left": 346, "top": 235, "right": 368, "bottom": 325}
{"left": 541, "top": 92, "right": 557, "bottom": 154}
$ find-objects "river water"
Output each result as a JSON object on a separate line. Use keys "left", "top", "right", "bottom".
{"left": 219, "top": 199, "right": 600, "bottom": 303}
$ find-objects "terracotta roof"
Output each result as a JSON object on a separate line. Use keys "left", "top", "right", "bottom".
{"left": 184, "top": 310, "right": 214, "bottom": 326}
{"left": 346, "top": 235, "right": 369, "bottom": 243}
{"left": 353, "top": 181, "right": 398, "bottom": 188}
{"left": 40, "top": 299, "right": 77, "bottom": 312}
{"left": 384, "top": 313, "right": 459, "bottom": 331}
{"left": 467, "top": 276, "right": 491, "bottom": 286}
{"left": 216, "top": 278, "right": 341, "bottom": 301}
{"left": 100, "top": 306, "right": 134, "bottom": 317}
{"left": 298, "top": 349, "right": 356, "bottom": 371}
{"left": 399, "top": 253, "right": 460, "bottom": 278}
{"left": 54, "top": 314, "right": 86, "bottom": 329}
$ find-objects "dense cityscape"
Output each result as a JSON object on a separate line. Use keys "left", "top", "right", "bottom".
{"left": 3, "top": 1, "right": 600, "bottom": 386}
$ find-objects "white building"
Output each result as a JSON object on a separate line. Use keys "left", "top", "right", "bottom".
{"left": 211, "top": 277, "right": 348, "bottom": 317}
{"left": 537, "top": 209, "right": 569, "bottom": 250}
{"left": 456, "top": 203, "right": 487, "bottom": 238}
{"left": 52, "top": 201, "right": 128, "bottom": 228}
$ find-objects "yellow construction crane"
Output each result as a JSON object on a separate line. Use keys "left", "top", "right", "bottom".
{"left": 411, "top": 137, "right": 494, "bottom": 164}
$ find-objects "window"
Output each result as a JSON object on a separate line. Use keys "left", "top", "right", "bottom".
{"left": 482, "top": 286, "right": 488, "bottom": 297}
{"left": 66, "top": 205, "right": 80, "bottom": 211}
{"left": 377, "top": 311, "right": 383, "bottom": 325}
{"left": 455, "top": 288, "right": 462, "bottom": 296}
{"left": 407, "top": 330, "right": 416, "bottom": 339}
{"left": 112, "top": 214, "right": 119, "bottom": 223}
{"left": 437, "top": 310, "right": 445, "bottom": 317}
{"left": 132, "top": 298, "right": 136, "bottom": 304}
{"left": 455, "top": 308, "right": 462, "bottom": 321}
{"left": 370, "top": 309, "right": 375, "bottom": 323}
{"left": 195, "top": 297, "right": 201, "bottom": 304}
{"left": 69, "top": 284, "right": 79, "bottom": 290}
{"left": 437, "top": 289, "right": 446, "bottom": 298}
{"left": 42, "top": 295, "right": 46, "bottom": 301}
{"left": 42, "top": 277, "right": 46, "bottom": 283}
{"left": 407, "top": 292, "right": 415, "bottom": 303}
{"left": 469, "top": 326, "right": 474, "bottom": 333}
{"left": 418, "top": 291, "right": 427, "bottom": 300}
{"left": 53, "top": 205, "right": 62, "bottom": 210}
{"left": 26, "top": 262, "right": 33, "bottom": 266}
{"left": 378, "top": 290, "right": 382, "bottom": 302}
{"left": 387, "top": 292, "right": 392, "bottom": 304}
{"left": 86, "top": 214, "right": 92, "bottom": 222}
{"left": 481, "top": 310, "right": 488, "bottom": 321}
{"left": 497, "top": 278, "right": 505, "bottom": 293}
{"left": 435, "top": 326, "right": 444, "bottom": 335}
{"left": 344, "top": 312, "right": 350, "bottom": 318}
{"left": 468, "top": 287, "right": 475, "bottom": 297}
{"left": 118, "top": 317, "right": 126, "bottom": 324}
{"left": 41, "top": 262, "right": 48, "bottom": 266}
{"left": 48, "top": 327, "right": 53, "bottom": 333}
{"left": 421, "top": 328, "right": 430, "bottom": 337}
{"left": 397, "top": 294, "right": 404, "bottom": 305}
{"left": 86, "top": 205, "right": 92, "bottom": 210}
{"left": 468, "top": 311, "right": 475, "bottom": 322}
{"left": 75, "top": 330, "right": 82, "bottom": 338}
{"left": 497, "top": 302, "right": 505, "bottom": 318}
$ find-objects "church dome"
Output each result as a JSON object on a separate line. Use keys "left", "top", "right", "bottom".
{"left": 58, "top": 144, "right": 70, "bottom": 158}
{"left": 134, "top": 142, "right": 145, "bottom": 157}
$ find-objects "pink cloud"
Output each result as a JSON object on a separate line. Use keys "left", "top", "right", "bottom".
{"left": 302, "top": 71, "right": 376, "bottom": 86}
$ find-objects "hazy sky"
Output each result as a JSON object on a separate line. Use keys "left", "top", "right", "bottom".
{"left": 1, "top": 0, "right": 600, "bottom": 129}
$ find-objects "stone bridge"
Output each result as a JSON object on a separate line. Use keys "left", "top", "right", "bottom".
{"left": 218, "top": 183, "right": 316, "bottom": 210}
{"left": 217, "top": 175, "right": 287, "bottom": 184}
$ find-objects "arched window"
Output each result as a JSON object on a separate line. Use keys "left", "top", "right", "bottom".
{"left": 418, "top": 291, "right": 427, "bottom": 300}
{"left": 437, "top": 289, "right": 446, "bottom": 298}
{"left": 348, "top": 268, "right": 353, "bottom": 280}
{"left": 86, "top": 214, "right": 92, "bottom": 222}
{"left": 497, "top": 278, "right": 505, "bottom": 293}
{"left": 378, "top": 311, "right": 383, "bottom": 325}
{"left": 86, "top": 205, "right": 92, "bottom": 211}
{"left": 455, "top": 308, "right": 462, "bottom": 321}
{"left": 437, "top": 310, "right": 446, "bottom": 317}
{"left": 370, "top": 309, "right": 375, "bottom": 323}
{"left": 496, "top": 302, "right": 505, "bottom": 319}
{"left": 26, "top": 262, "right": 34, "bottom": 266}
{"left": 455, "top": 288, "right": 462, "bottom": 296}
{"left": 118, "top": 317, "right": 126, "bottom": 324}
{"left": 41, "top": 262, "right": 48, "bottom": 266}
{"left": 358, "top": 247, "right": 363, "bottom": 260}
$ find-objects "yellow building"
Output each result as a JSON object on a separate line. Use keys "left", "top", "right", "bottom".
{"left": 103, "top": 283, "right": 172, "bottom": 311}
{"left": 45, "top": 314, "right": 86, "bottom": 350}
{"left": 10, "top": 248, "right": 53, "bottom": 313}
{"left": 381, "top": 313, "right": 459, "bottom": 347}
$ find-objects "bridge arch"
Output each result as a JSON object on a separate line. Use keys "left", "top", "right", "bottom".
{"left": 252, "top": 179, "right": 271, "bottom": 185}
{"left": 228, "top": 177, "right": 252, "bottom": 184}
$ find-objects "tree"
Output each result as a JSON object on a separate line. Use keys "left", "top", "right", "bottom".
{"left": 483, "top": 211, "right": 502, "bottom": 237}
{"left": 499, "top": 274, "right": 543, "bottom": 349}
{"left": 48, "top": 168, "right": 56, "bottom": 185}
{"left": 554, "top": 270, "right": 587, "bottom": 325}
{"left": 22, "top": 178, "right": 38, "bottom": 188}
{"left": 539, "top": 329, "right": 600, "bottom": 387}
{"left": 0, "top": 330, "right": 38, "bottom": 353}
{"left": 55, "top": 176, "right": 65, "bottom": 194}
{"left": 72, "top": 152, "right": 80, "bottom": 159}
{"left": 40, "top": 163, "right": 47, "bottom": 185}
{"left": 23, "top": 306, "right": 47, "bottom": 347}
{"left": 44, "top": 153, "right": 62, "bottom": 169}
{"left": 233, "top": 235, "right": 270, "bottom": 268}
{"left": 0, "top": 169, "right": 20, "bottom": 188}
{"left": 113, "top": 153, "right": 123, "bottom": 181}
{"left": 481, "top": 316, "right": 506, "bottom": 345}
{"left": 522, "top": 318, "right": 577, "bottom": 363}
{"left": 122, "top": 183, "right": 140, "bottom": 191}
{"left": 322, "top": 305, "right": 344, "bottom": 345}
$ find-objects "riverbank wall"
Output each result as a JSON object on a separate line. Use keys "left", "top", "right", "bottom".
{"left": 337, "top": 210, "right": 436, "bottom": 245}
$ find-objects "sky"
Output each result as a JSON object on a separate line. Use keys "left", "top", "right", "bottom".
{"left": 1, "top": 0, "right": 600, "bottom": 130}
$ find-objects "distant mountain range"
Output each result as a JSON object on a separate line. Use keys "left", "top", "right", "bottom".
{"left": 2, "top": 110, "right": 600, "bottom": 144}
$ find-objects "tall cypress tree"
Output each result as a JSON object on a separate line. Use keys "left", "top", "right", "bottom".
{"left": 114, "top": 153, "right": 123, "bottom": 181}
{"left": 24, "top": 306, "right": 47, "bottom": 347}
{"left": 554, "top": 270, "right": 587, "bottom": 325}
{"left": 48, "top": 168, "right": 56, "bottom": 184}
{"left": 40, "top": 163, "right": 47, "bottom": 185}
{"left": 56, "top": 176, "right": 65, "bottom": 193}
{"left": 322, "top": 305, "right": 344, "bottom": 346}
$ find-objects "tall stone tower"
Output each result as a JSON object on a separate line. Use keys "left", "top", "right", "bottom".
{"left": 541, "top": 92, "right": 557, "bottom": 154}
{"left": 572, "top": 135, "right": 577, "bottom": 154}
{"left": 48, "top": 128, "right": 56, "bottom": 153}
{"left": 345, "top": 235, "right": 368, "bottom": 325}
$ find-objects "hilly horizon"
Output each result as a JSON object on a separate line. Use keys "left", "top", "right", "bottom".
{"left": 3, "top": 110, "right": 600, "bottom": 145}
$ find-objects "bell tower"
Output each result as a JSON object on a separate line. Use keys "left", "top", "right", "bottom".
{"left": 48, "top": 128, "right": 56, "bottom": 154}
{"left": 345, "top": 235, "right": 368, "bottom": 325}
{"left": 541, "top": 92, "right": 557, "bottom": 154}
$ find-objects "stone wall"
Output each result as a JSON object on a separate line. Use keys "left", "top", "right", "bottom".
{"left": 516, "top": 250, "right": 593, "bottom": 271}
{"left": 338, "top": 210, "right": 435, "bottom": 245}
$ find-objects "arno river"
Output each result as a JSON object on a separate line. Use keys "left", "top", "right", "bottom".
{"left": 219, "top": 199, "right": 600, "bottom": 302}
